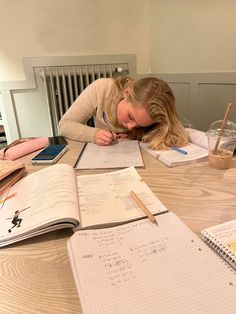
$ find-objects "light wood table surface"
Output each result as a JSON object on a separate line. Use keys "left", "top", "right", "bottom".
{"left": 0, "top": 140, "right": 236, "bottom": 314}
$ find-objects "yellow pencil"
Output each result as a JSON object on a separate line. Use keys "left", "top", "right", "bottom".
{"left": 130, "top": 191, "right": 158, "bottom": 227}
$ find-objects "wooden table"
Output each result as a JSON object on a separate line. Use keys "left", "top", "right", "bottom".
{"left": 1, "top": 140, "right": 236, "bottom": 314}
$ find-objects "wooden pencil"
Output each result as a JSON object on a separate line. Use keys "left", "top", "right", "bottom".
{"left": 130, "top": 190, "right": 158, "bottom": 226}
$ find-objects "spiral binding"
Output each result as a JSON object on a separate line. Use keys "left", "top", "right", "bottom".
{"left": 201, "top": 231, "right": 236, "bottom": 272}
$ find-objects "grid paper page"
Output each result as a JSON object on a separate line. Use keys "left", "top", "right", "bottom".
{"left": 68, "top": 212, "right": 236, "bottom": 314}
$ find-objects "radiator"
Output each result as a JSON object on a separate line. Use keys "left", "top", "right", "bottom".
{"left": 41, "top": 63, "right": 129, "bottom": 135}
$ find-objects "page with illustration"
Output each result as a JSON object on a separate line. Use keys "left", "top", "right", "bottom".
{"left": 0, "top": 164, "right": 79, "bottom": 247}
{"left": 68, "top": 212, "right": 236, "bottom": 314}
{"left": 201, "top": 220, "right": 236, "bottom": 270}
{"left": 77, "top": 167, "right": 168, "bottom": 228}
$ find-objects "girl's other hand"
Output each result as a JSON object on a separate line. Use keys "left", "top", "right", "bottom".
{"left": 95, "top": 129, "right": 118, "bottom": 146}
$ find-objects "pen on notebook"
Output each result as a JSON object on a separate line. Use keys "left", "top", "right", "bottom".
{"left": 102, "top": 112, "right": 117, "bottom": 143}
{"left": 130, "top": 191, "right": 158, "bottom": 227}
{"left": 171, "top": 146, "right": 188, "bottom": 155}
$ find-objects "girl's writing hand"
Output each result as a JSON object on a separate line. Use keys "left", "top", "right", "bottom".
{"left": 95, "top": 129, "right": 118, "bottom": 146}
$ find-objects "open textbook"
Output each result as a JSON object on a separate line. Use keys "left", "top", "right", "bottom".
{"left": 67, "top": 212, "right": 236, "bottom": 314}
{"left": 140, "top": 128, "right": 209, "bottom": 167}
{"left": 74, "top": 140, "right": 144, "bottom": 170}
{"left": 201, "top": 219, "right": 236, "bottom": 270}
{"left": 0, "top": 164, "right": 167, "bottom": 247}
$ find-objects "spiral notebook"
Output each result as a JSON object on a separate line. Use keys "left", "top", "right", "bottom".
{"left": 68, "top": 212, "right": 236, "bottom": 314}
{"left": 201, "top": 219, "right": 236, "bottom": 270}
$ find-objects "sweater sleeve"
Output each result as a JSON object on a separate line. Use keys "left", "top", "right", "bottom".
{"left": 58, "top": 78, "right": 113, "bottom": 142}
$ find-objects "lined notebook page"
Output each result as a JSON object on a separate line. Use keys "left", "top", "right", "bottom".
{"left": 77, "top": 167, "right": 168, "bottom": 228}
{"left": 74, "top": 140, "right": 144, "bottom": 169}
{"left": 68, "top": 212, "right": 236, "bottom": 314}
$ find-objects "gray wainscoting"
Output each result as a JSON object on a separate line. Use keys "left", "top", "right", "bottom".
{"left": 137, "top": 73, "right": 236, "bottom": 131}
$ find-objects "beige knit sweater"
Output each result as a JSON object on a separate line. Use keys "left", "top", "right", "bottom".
{"left": 58, "top": 78, "right": 126, "bottom": 143}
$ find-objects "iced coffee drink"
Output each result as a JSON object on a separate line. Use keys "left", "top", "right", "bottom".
{"left": 208, "top": 149, "right": 233, "bottom": 170}
{"left": 207, "top": 119, "right": 236, "bottom": 170}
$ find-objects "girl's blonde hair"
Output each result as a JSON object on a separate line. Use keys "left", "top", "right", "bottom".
{"left": 106, "top": 77, "right": 189, "bottom": 150}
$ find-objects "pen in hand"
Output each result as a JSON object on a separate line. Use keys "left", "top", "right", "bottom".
{"left": 102, "top": 112, "right": 117, "bottom": 144}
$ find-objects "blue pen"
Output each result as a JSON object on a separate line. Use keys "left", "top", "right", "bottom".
{"left": 171, "top": 146, "right": 188, "bottom": 155}
{"left": 102, "top": 112, "right": 117, "bottom": 144}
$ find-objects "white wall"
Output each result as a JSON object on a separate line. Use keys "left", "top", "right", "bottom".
{"left": 0, "top": 0, "right": 150, "bottom": 80}
{"left": 1, "top": 0, "right": 236, "bottom": 81}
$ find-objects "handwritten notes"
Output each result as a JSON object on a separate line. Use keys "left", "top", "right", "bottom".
{"left": 68, "top": 212, "right": 236, "bottom": 314}
{"left": 77, "top": 167, "right": 168, "bottom": 228}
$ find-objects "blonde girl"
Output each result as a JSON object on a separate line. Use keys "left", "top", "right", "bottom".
{"left": 59, "top": 77, "right": 188, "bottom": 149}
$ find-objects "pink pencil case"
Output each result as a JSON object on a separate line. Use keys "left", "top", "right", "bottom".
{"left": 0, "top": 137, "right": 49, "bottom": 160}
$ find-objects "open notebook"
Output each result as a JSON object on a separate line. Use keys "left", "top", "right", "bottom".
{"left": 68, "top": 212, "right": 236, "bottom": 314}
{"left": 74, "top": 140, "right": 144, "bottom": 169}
{"left": 0, "top": 165, "right": 167, "bottom": 247}
{"left": 140, "top": 129, "right": 208, "bottom": 167}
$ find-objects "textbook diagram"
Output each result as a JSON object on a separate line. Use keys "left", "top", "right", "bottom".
{"left": 7, "top": 207, "right": 30, "bottom": 233}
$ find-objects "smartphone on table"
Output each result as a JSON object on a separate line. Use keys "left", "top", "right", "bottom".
{"left": 48, "top": 136, "right": 68, "bottom": 145}
{"left": 31, "top": 144, "right": 68, "bottom": 164}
